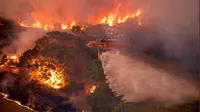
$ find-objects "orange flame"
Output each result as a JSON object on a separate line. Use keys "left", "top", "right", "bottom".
{"left": 101, "top": 9, "right": 141, "bottom": 26}
{"left": 0, "top": 55, "right": 19, "bottom": 74}
{"left": 17, "top": 8, "right": 142, "bottom": 30}
{"left": 10, "top": 55, "right": 18, "bottom": 60}
{"left": 0, "top": 56, "right": 67, "bottom": 89}
{"left": 90, "top": 85, "right": 96, "bottom": 94}
{"left": 85, "top": 84, "right": 97, "bottom": 94}
{"left": 29, "top": 58, "right": 67, "bottom": 89}
{"left": 19, "top": 21, "right": 79, "bottom": 31}
{"left": 18, "top": 17, "right": 84, "bottom": 31}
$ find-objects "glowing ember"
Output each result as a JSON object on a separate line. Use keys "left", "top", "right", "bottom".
{"left": 136, "top": 9, "right": 141, "bottom": 16}
{"left": 90, "top": 85, "right": 96, "bottom": 94}
{"left": 10, "top": 55, "right": 18, "bottom": 59}
{"left": 29, "top": 58, "right": 67, "bottom": 89}
{"left": 85, "top": 84, "right": 97, "bottom": 94}
{"left": 0, "top": 55, "right": 19, "bottom": 74}
{"left": 61, "top": 23, "right": 68, "bottom": 30}
{"left": 101, "top": 17, "right": 107, "bottom": 23}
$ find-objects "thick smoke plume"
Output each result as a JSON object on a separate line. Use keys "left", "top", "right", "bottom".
{"left": 0, "top": 0, "right": 198, "bottom": 62}
{"left": 0, "top": 0, "right": 138, "bottom": 56}
{"left": 2, "top": 28, "right": 46, "bottom": 56}
{"left": 0, "top": 0, "right": 139, "bottom": 23}
{"left": 0, "top": 0, "right": 198, "bottom": 23}
{"left": 118, "top": 0, "right": 199, "bottom": 73}
{"left": 100, "top": 50, "right": 198, "bottom": 105}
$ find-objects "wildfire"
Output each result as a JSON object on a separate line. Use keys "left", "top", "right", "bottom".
{"left": 10, "top": 55, "right": 18, "bottom": 60}
{"left": 90, "top": 85, "right": 96, "bottom": 94}
{"left": 29, "top": 58, "right": 67, "bottom": 89}
{"left": 101, "top": 9, "right": 141, "bottom": 26}
{"left": 17, "top": 8, "right": 142, "bottom": 30}
{"left": 0, "top": 55, "right": 67, "bottom": 89}
{"left": 18, "top": 20, "right": 84, "bottom": 31}
{"left": 85, "top": 84, "right": 97, "bottom": 94}
{"left": 0, "top": 55, "right": 19, "bottom": 74}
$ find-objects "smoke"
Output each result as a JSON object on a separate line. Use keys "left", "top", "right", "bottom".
{"left": 117, "top": 0, "right": 199, "bottom": 73}
{"left": 56, "top": 90, "right": 91, "bottom": 112}
{"left": 0, "top": 0, "right": 139, "bottom": 23}
{"left": 100, "top": 50, "right": 199, "bottom": 105}
{"left": 69, "top": 92, "right": 91, "bottom": 112}
{"left": 0, "top": 0, "right": 138, "bottom": 56}
{"left": 142, "top": 0, "right": 199, "bottom": 56}
{"left": 2, "top": 28, "right": 46, "bottom": 56}
{"left": 0, "top": 0, "right": 197, "bottom": 24}
{"left": 0, "top": 0, "right": 198, "bottom": 64}
{"left": 0, "top": 74, "right": 16, "bottom": 94}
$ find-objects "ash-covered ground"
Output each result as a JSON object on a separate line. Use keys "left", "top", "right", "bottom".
{"left": 0, "top": 14, "right": 199, "bottom": 112}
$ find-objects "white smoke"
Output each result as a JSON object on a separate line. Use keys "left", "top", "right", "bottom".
{"left": 100, "top": 50, "right": 198, "bottom": 105}
{"left": 2, "top": 28, "right": 46, "bottom": 56}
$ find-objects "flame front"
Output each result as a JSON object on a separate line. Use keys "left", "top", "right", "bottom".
{"left": 19, "top": 21, "right": 80, "bottom": 31}
{"left": 17, "top": 7, "right": 142, "bottom": 30}
{"left": 101, "top": 9, "right": 141, "bottom": 26}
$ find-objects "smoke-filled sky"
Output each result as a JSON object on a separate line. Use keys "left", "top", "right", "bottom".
{"left": 0, "top": 0, "right": 198, "bottom": 60}
{"left": 118, "top": 0, "right": 199, "bottom": 72}
{"left": 0, "top": 0, "right": 198, "bottom": 21}
{"left": 0, "top": 0, "right": 198, "bottom": 34}
{"left": 0, "top": 0, "right": 140, "bottom": 23}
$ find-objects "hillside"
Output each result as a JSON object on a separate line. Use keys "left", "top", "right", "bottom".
{"left": 0, "top": 17, "right": 199, "bottom": 112}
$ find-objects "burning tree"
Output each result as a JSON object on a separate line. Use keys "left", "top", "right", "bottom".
{"left": 0, "top": 16, "right": 198, "bottom": 112}
{"left": 0, "top": 30, "right": 109, "bottom": 111}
